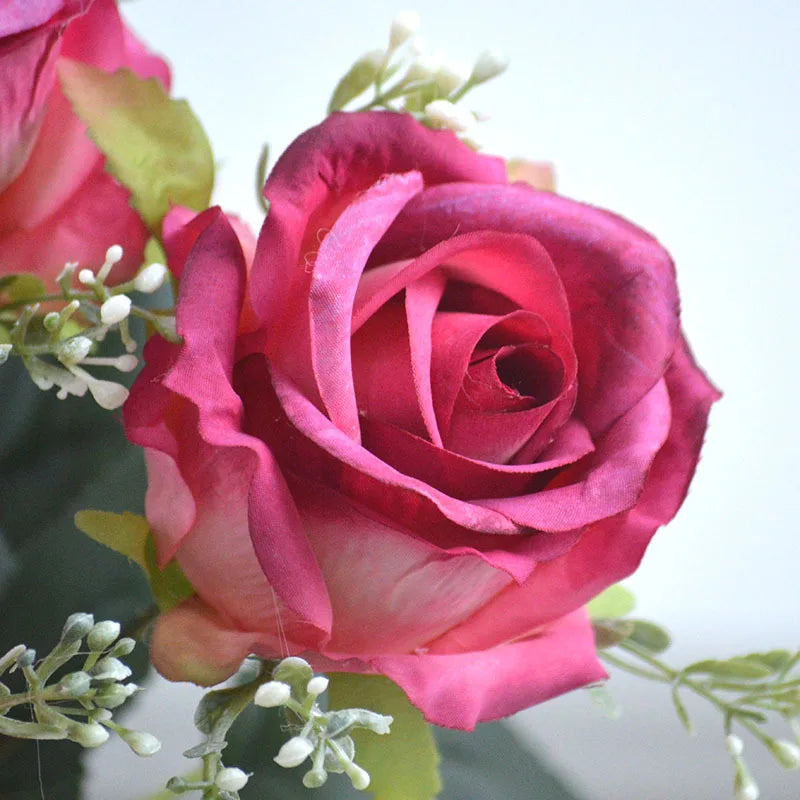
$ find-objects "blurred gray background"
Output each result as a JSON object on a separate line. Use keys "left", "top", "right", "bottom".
{"left": 90, "top": 1, "right": 800, "bottom": 797}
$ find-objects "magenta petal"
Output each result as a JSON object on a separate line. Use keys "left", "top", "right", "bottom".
{"left": 309, "top": 171, "right": 423, "bottom": 441}
{"left": 430, "top": 338, "right": 719, "bottom": 655}
{"left": 362, "top": 416, "right": 594, "bottom": 499}
{"left": 476, "top": 377, "right": 672, "bottom": 530}
{"left": 372, "top": 609, "right": 605, "bottom": 729}
{"left": 126, "top": 210, "right": 332, "bottom": 635}
{"left": 375, "top": 183, "right": 679, "bottom": 434}
{"left": 405, "top": 271, "right": 447, "bottom": 446}
{"left": 251, "top": 111, "right": 505, "bottom": 336}
{"left": 0, "top": 159, "right": 147, "bottom": 280}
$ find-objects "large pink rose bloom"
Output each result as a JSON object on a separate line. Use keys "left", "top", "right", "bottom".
{"left": 125, "top": 112, "right": 719, "bottom": 729}
{"left": 0, "top": 0, "right": 169, "bottom": 283}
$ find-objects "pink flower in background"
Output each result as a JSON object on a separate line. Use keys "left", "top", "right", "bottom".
{"left": 0, "top": 0, "right": 169, "bottom": 283}
{"left": 125, "top": 112, "right": 719, "bottom": 729}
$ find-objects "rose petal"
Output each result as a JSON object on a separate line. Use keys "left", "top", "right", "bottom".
{"left": 374, "top": 183, "right": 680, "bottom": 434}
{"left": 309, "top": 171, "right": 423, "bottom": 441}
{"left": 126, "top": 209, "right": 332, "bottom": 636}
{"left": 362, "top": 416, "right": 594, "bottom": 499}
{"left": 0, "top": 159, "right": 147, "bottom": 279}
{"left": 242, "top": 354, "right": 583, "bottom": 582}
{"left": 429, "top": 337, "right": 719, "bottom": 654}
{"left": 475, "top": 377, "right": 672, "bottom": 530}
{"left": 289, "top": 479, "right": 511, "bottom": 655}
{"left": 252, "top": 111, "right": 506, "bottom": 339}
{"left": 371, "top": 609, "right": 605, "bottom": 729}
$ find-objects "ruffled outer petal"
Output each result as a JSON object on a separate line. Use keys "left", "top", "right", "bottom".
{"left": 372, "top": 609, "right": 606, "bottom": 729}
{"left": 125, "top": 208, "right": 332, "bottom": 638}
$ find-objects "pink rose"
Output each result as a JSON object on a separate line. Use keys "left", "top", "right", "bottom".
{"left": 0, "top": 0, "right": 169, "bottom": 283}
{"left": 125, "top": 112, "right": 719, "bottom": 729}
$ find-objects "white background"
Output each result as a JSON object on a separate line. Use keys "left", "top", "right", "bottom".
{"left": 88, "top": 1, "right": 799, "bottom": 798}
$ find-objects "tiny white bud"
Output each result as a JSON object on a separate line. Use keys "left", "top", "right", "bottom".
{"left": 116, "top": 354, "right": 138, "bottom": 372}
{"left": 110, "top": 637, "right": 136, "bottom": 656}
{"left": 78, "top": 268, "right": 95, "bottom": 285}
{"left": 770, "top": 739, "right": 800, "bottom": 769}
{"left": 470, "top": 49, "right": 508, "bottom": 83}
{"left": 100, "top": 295, "right": 131, "bottom": 325}
{"left": 57, "top": 336, "right": 93, "bottom": 366}
{"left": 726, "top": 734, "right": 745, "bottom": 757}
{"left": 90, "top": 656, "right": 132, "bottom": 682}
{"left": 87, "top": 620, "right": 121, "bottom": 651}
{"left": 90, "top": 708, "right": 113, "bottom": 723}
{"left": 303, "top": 768, "right": 328, "bottom": 788}
{"left": 255, "top": 680, "right": 292, "bottom": 708}
{"left": 434, "top": 59, "right": 470, "bottom": 94}
{"left": 85, "top": 377, "right": 129, "bottom": 410}
{"left": 0, "top": 344, "right": 12, "bottom": 366}
{"left": 424, "top": 99, "right": 477, "bottom": 132}
{"left": 56, "top": 671, "right": 92, "bottom": 698}
{"left": 106, "top": 244, "right": 123, "bottom": 264}
{"left": 215, "top": 767, "right": 250, "bottom": 792}
{"left": 56, "top": 262, "right": 78, "bottom": 284}
{"left": 133, "top": 262, "right": 168, "bottom": 293}
{"left": 274, "top": 736, "right": 315, "bottom": 768}
{"left": 344, "top": 761, "right": 371, "bottom": 791}
{"left": 390, "top": 10, "right": 420, "bottom": 49}
{"left": 121, "top": 729, "right": 161, "bottom": 757}
{"left": 306, "top": 676, "right": 329, "bottom": 697}
{"left": 735, "top": 782, "right": 759, "bottom": 800}
{"left": 43, "top": 312, "right": 61, "bottom": 331}
{"left": 70, "top": 722, "right": 110, "bottom": 748}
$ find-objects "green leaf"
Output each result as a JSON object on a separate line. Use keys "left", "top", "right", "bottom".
{"left": 327, "top": 52, "right": 382, "bottom": 113}
{"left": 627, "top": 620, "right": 671, "bottom": 654}
{"left": 587, "top": 584, "right": 635, "bottom": 619}
{"left": 685, "top": 657, "right": 776, "bottom": 680}
{"left": 670, "top": 685, "right": 694, "bottom": 734}
{"left": 327, "top": 674, "right": 441, "bottom": 800}
{"left": 58, "top": 60, "right": 214, "bottom": 234}
{"left": 74, "top": 510, "right": 194, "bottom": 611}
{"left": 0, "top": 273, "right": 46, "bottom": 303}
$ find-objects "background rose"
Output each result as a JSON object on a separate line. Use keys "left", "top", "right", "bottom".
{"left": 0, "top": 0, "right": 169, "bottom": 283}
{"left": 125, "top": 112, "right": 719, "bottom": 730}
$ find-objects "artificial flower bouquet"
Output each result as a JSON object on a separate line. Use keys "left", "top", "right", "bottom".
{"left": 1, "top": 3, "right": 797, "bottom": 799}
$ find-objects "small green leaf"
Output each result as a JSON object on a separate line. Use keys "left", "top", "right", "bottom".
{"left": 74, "top": 510, "right": 194, "bottom": 611}
{"left": 744, "top": 650, "right": 794, "bottom": 674}
{"left": 670, "top": 685, "right": 693, "bottom": 734}
{"left": 685, "top": 657, "right": 775, "bottom": 680}
{"left": 592, "top": 618, "right": 634, "bottom": 649}
{"left": 328, "top": 51, "right": 382, "bottom": 113}
{"left": 327, "top": 674, "right": 442, "bottom": 800}
{"left": 58, "top": 60, "right": 214, "bottom": 234}
{"left": 0, "top": 273, "right": 46, "bottom": 303}
{"left": 627, "top": 620, "right": 671, "bottom": 654}
{"left": 587, "top": 584, "right": 635, "bottom": 619}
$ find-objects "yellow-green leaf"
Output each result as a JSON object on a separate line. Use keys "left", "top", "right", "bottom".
{"left": 74, "top": 510, "right": 193, "bottom": 611}
{"left": 327, "top": 674, "right": 441, "bottom": 800}
{"left": 327, "top": 51, "right": 382, "bottom": 114}
{"left": 587, "top": 584, "right": 635, "bottom": 619}
{"left": 0, "top": 273, "right": 46, "bottom": 303}
{"left": 58, "top": 60, "right": 214, "bottom": 234}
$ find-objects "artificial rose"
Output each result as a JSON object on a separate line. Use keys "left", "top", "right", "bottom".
{"left": 0, "top": 0, "right": 169, "bottom": 282}
{"left": 125, "top": 112, "right": 719, "bottom": 729}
